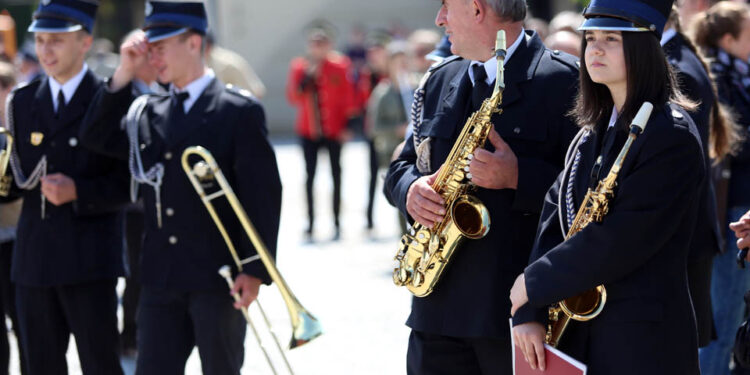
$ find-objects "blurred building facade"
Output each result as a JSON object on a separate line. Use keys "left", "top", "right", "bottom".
{"left": 208, "top": 0, "right": 577, "bottom": 134}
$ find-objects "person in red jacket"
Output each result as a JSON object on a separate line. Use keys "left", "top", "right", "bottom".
{"left": 287, "top": 23, "right": 354, "bottom": 241}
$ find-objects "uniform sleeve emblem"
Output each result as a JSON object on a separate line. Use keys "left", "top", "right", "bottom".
{"left": 30, "top": 132, "right": 44, "bottom": 146}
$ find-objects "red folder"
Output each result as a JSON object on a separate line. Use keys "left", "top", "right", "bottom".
{"left": 510, "top": 320, "right": 587, "bottom": 375}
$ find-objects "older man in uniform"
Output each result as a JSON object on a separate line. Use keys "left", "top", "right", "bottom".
{"left": 80, "top": 2, "right": 282, "bottom": 374}
{"left": 4, "top": 0, "right": 128, "bottom": 374}
{"left": 383, "top": 0, "right": 579, "bottom": 373}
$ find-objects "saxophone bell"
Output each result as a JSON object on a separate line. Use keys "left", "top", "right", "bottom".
{"left": 450, "top": 195, "right": 490, "bottom": 239}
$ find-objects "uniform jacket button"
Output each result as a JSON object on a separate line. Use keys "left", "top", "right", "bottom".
{"left": 165, "top": 208, "right": 174, "bottom": 217}
{"left": 164, "top": 152, "right": 173, "bottom": 160}
{"left": 513, "top": 127, "right": 521, "bottom": 134}
{"left": 169, "top": 236, "right": 178, "bottom": 245}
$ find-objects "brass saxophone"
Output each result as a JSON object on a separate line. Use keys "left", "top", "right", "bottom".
{"left": 392, "top": 31, "right": 507, "bottom": 297}
{"left": 546, "top": 102, "right": 654, "bottom": 347}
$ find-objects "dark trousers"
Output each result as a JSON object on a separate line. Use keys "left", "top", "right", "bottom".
{"left": 0, "top": 242, "right": 24, "bottom": 375}
{"left": 15, "top": 279, "right": 123, "bottom": 375}
{"left": 135, "top": 287, "right": 246, "bottom": 375}
{"left": 366, "top": 138, "right": 378, "bottom": 229}
{"left": 122, "top": 210, "right": 143, "bottom": 352}
{"left": 407, "top": 330, "right": 512, "bottom": 375}
{"left": 301, "top": 137, "right": 342, "bottom": 231}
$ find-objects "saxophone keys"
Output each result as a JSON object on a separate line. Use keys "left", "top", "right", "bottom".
{"left": 428, "top": 234, "right": 440, "bottom": 253}
{"left": 411, "top": 271, "right": 424, "bottom": 288}
{"left": 393, "top": 266, "right": 411, "bottom": 286}
{"left": 416, "top": 229, "right": 430, "bottom": 244}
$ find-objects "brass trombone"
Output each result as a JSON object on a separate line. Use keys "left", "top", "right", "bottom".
{"left": 0, "top": 127, "right": 13, "bottom": 197}
{"left": 181, "top": 146, "right": 322, "bottom": 374}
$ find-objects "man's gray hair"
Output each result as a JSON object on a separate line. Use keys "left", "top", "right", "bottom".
{"left": 484, "top": 0, "right": 527, "bottom": 22}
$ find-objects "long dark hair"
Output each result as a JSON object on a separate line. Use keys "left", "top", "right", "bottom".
{"left": 670, "top": 6, "right": 742, "bottom": 161}
{"left": 573, "top": 31, "right": 694, "bottom": 130}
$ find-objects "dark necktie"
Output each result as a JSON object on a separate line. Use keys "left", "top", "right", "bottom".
{"left": 471, "top": 64, "right": 490, "bottom": 111}
{"left": 173, "top": 91, "right": 190, "bottom": 113}
{"left": 167, "top": 92, "right": 190, "bottom": 139}
{"left": 56, "top": 90, "right": 66, "bottom": 116}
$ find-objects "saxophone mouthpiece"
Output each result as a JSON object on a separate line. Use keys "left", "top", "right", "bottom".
{"left": 494, "top": 30, "right": 507, "bottom": 93}
{"left": 495, "top": 30, "right": 507, "bottom": 61}
{"left": 631, "top": 102, "right": 653, "bottom": 133}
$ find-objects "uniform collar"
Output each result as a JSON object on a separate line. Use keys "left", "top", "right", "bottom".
{"left": 133, "top": 79, "right": 167, "bottom": 96}
{"left": 48, "top": 63, "right": 88, "bottom": 112}
{"left": 468, "top": 27, "right": 525, "bottom": 86}
{"left": 607, "top": 106, "right": 618, "bottom": 128}
{"left": 170, "top": 68, "right": 216, "bottom": 113}
{"left": 660, "top": 27, "right": 677, "bottom": 47}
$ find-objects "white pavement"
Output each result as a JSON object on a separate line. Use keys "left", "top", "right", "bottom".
{"left": 7, "top": 139, "right": 413, "bottom": 375}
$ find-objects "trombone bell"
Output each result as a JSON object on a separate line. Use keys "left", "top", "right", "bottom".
{"left": 290, "top": 309, "right": 323, "bottom": 349}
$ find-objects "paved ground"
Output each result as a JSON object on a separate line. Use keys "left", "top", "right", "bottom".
{"left": 7, "top": 139, "right": 413, "bottom": 374}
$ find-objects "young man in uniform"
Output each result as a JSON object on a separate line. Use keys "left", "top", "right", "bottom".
{"left": 80, "top": 2, "right": 282, "bottom": 374}
{"left": 5, "top": 1, "right": 128, "bottom": 373}
{"left": 383, "top": 0, "right": 579, "bottom": 372}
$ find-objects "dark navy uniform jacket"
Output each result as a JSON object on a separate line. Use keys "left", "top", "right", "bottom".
{"left": 384, "top": 31, "right": 579, "bottom": 339}
{"left": 80, "top": 78, "right": 282, "bottom": 291}
{"left": 664, "top": 32, "right": 721, "bottom": 347}
{"left": 514, "top": 104, "right": 704, "bottom": 375}
{"left": 7, "top": 70, "right": 129, "bottom": 286}
{"left": 664, "top": 33, "right": 722, "bottom": 258}
{"left": 712, "top": 53, "right": 750, "bottom": 209}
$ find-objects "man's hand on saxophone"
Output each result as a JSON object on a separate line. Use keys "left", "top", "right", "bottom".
{"left": 406, "top": 168, "right": 445, "bottom": 229}
{"left": 469, "top": 127, "right": 518, "bottom": 190}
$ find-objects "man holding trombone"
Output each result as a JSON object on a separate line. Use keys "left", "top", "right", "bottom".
{"left": 80, "top": 2, "right": 282, "bottom": 374}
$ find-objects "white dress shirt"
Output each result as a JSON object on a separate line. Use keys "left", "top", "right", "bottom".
{"left": 48, "top": 63, "right": 89, "bottom": 112}
{"left": 171, "top": 68, "right": 216, "bottom": 114}
{"left": 468, "top": 28, "right": 526, "bottom": 86}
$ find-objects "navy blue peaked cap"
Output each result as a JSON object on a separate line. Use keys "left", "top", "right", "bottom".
{"left": 143, "top": 1, "right": 208, "bottom": 43}
{"left": 580, "top": 0, "right": 674, "bottom": 38}
{"left": 426, "top": 35, "right": 452, "bottom": 62}
{"left": 28, "top": 0, "right": 99, "bottom": 34}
